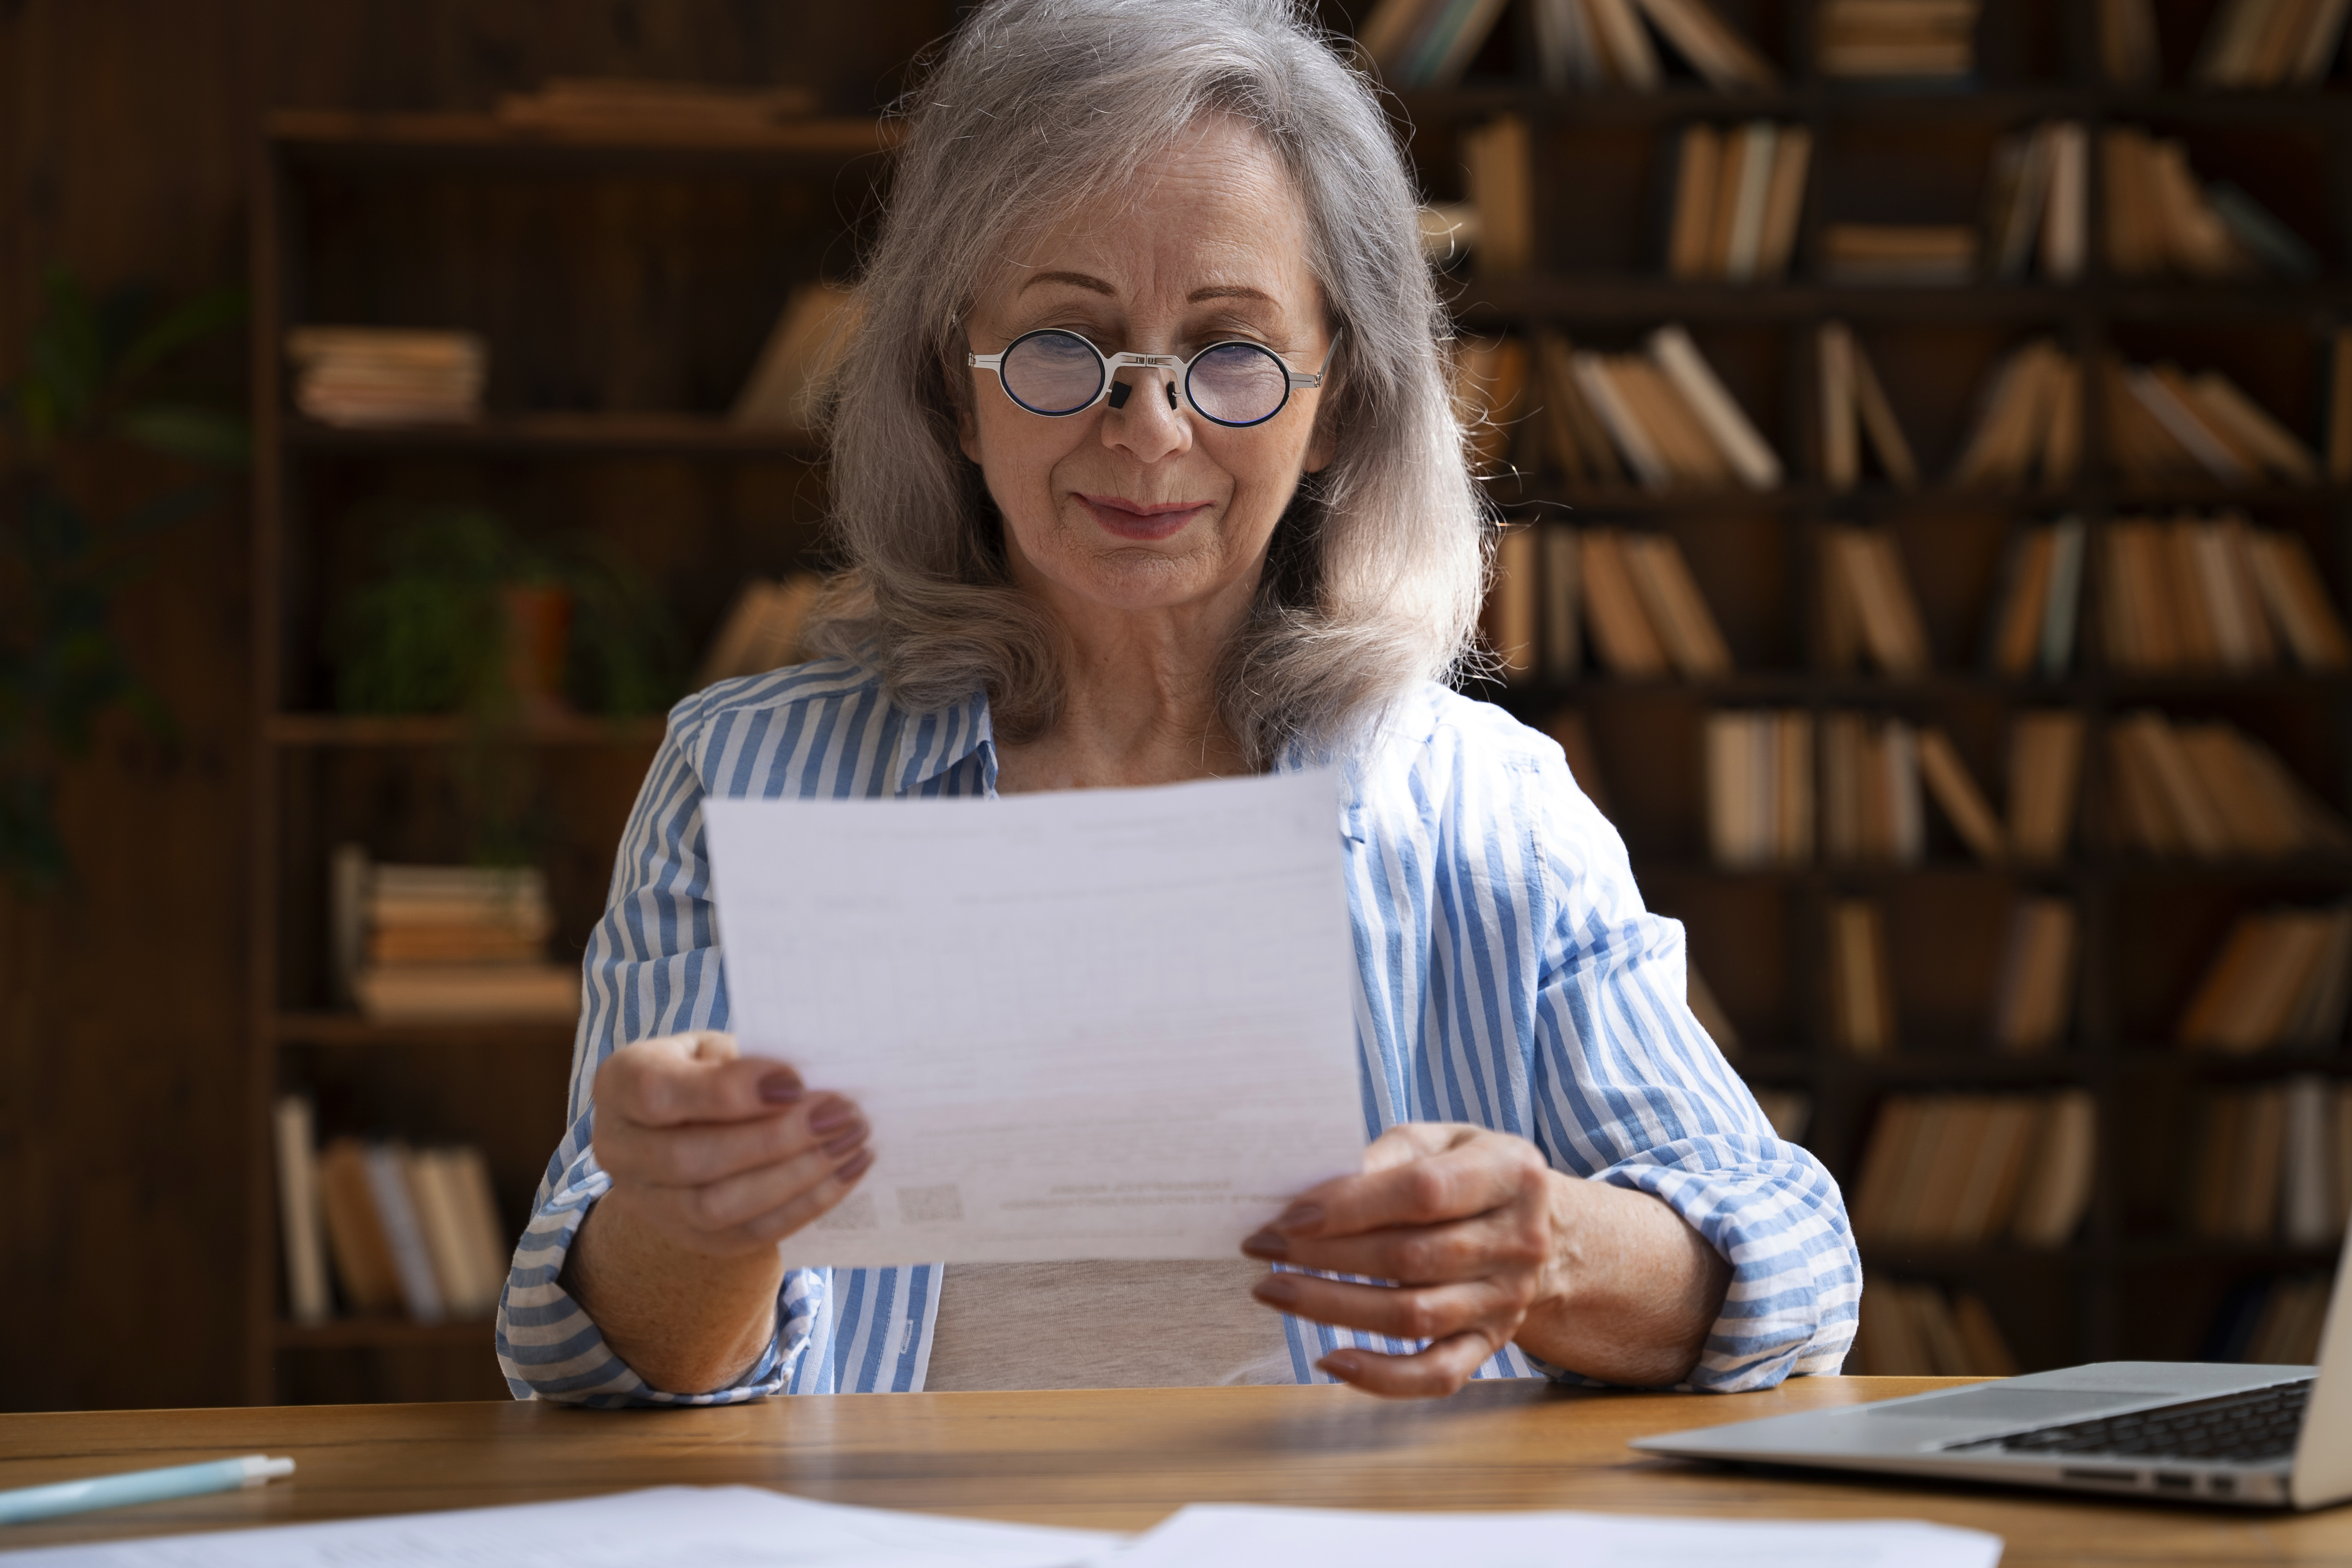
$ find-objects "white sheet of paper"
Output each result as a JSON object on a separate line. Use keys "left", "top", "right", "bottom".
{"left": 0, "top": 1486, "right": 1119, "bottom": 1568}
{"left": 701, "top": 769, "right": 1367, "bottom": 1268}
{"left": 1105, "top": 1504, "right": 2005, "bottom": 1568}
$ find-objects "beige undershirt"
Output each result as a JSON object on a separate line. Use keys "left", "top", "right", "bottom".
{"left": 920, "top": 1260, "right": 1299, "bottom": 1391}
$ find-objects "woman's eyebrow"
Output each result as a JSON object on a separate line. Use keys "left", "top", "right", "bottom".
{"left": 1019, "top": 270, "right": 1117, "bottom": 296}
{"left": 1188, "top": 284, "right": 1277, "bottom": 304}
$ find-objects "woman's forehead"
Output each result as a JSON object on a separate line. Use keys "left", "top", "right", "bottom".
{"left": 979, "top": 119, "right": 1319, "bottom": 317}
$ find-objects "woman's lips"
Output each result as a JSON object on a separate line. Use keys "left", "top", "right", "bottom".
{"left": 1075, "top": 493, "right": 1211, "bottom": 541}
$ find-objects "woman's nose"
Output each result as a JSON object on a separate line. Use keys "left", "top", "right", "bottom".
{"left": 1103, "top": 372, "right": 1191, "bottom": 460}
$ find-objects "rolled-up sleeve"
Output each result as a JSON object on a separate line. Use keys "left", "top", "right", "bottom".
{"left": 495, "top": 696, "right": 821, "bottom": 1405}
{"left": 1523, "top": 744, "right": 1860, "bottom": 1391}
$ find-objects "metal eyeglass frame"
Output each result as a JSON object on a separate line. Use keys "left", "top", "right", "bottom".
{"left": 966, "top": 327, "right": 1333, "bottom": 428}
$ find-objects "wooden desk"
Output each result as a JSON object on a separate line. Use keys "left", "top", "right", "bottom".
{"left": 2, "top": 1380, "right": 2348, "bottom": 1565}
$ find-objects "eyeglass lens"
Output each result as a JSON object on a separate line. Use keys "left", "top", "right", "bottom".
{"left": 998, "top": 331, "right": 1292, "bottom": 426}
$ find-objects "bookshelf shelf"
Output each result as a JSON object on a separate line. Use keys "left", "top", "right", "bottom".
{"left": 265, "top": 714, "right": 669, "bottom": 749}
{"left": 275, "top": 1317, "right": 497, "bottom": 1351}
{"left": 271, "top": 1012, "right": 578, "bottom": 1049}
{"left": 285, "top": 413, "right": 825, "bottom": 458}
{"left": 1398, "top": 85, "right": 2352, "bottom": 128}
{"left": 268, "top": 109, "right": 896, "bottom": 167}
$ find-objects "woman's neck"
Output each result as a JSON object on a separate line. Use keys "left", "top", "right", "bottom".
{"left": 993, "top": 583, "right": 1255, "bottom": 794}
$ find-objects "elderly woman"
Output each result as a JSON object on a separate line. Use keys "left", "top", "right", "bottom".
{"left": 498, "top": 0, "right": 1858, "bottom": 1405}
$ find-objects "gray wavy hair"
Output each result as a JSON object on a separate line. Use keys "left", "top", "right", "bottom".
{"left": 804, "top": 0, "right": 1487, "bottom": 766}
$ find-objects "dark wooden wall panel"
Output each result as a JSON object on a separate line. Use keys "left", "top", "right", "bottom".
{"left": 0, "top": 0, "right": 953, "bottom": 1413}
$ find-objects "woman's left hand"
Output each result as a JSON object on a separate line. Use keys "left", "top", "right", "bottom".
{"left": 1240, "top": 1122, "right": 1567, "bottom": 1397}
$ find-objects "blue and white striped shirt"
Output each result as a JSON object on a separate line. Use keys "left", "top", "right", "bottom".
{"left": 497, "top": 661, "right": 1859, "bottom": 1403}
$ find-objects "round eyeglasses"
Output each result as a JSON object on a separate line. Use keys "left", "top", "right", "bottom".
{"left": 967, "top": 328, "right": 1329, "bottom": 428}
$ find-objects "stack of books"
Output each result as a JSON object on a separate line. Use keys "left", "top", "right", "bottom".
{"left": 2178, "top": 905, "right": 2352, "bottom": 1051}
{"left": 1815, "top": 0, "right": 1980, "bottom": 78}
{"left": 1819, "top": 526, "right": 1933, "bottom": 676}
{"left": 1663, "top": 122, "right": 1811, "bottom": 282}
{"left": 1488, "top": 525, "right": 1583, "bottom": 682}
{"left": 1990, "top": 896, "right": 2079, "bottom": 1054}
{"left": 1949, "top": 338, "right": 2083, "bottom": 492}
{"left": 1819, "top": 224, "right": 1979, "bottom": 285}
{"left": 333, "top": 849, "right": 579, "bottom": 1025}
{"left": 2102, "top": 127, "right": 2317, "bottom": 280}
{"left": 1820, "top": 715, "right": 2005, "bottom": 864}
{"left": 2007, "top": 711, "right": 2086, "bottom": 863}
{"left": 495, "top": 78, "right": 819, "bottom": 131}
{"left": 1849, "top": 1275, "right": 2020, "bottom": 1377}
{"left": 696, "top": 573, "right": 826, "bottom": 689}
{"left": 286, "top": 327, "right": 485, "bottom": 427}
{"left": 2210, "top": 1274, "right": 2338, "bottom": 1366}
{"left": 1566, "top": 326, "right": 1784, "bottom": 492}
{"left": 273, "top": 1097, "right": 511, "bottom": 1326}
{"left": 1817, "top": 322, "right": 1920, "bottom": 492}
{"left": 1575, "top": 527, "right": 1733, "bottom": 679}
{"left": 1982, "top": 122, "right": 2091, "bottom": 281}
{"left": 2101, "top": 516, "right": 2352, "bottom": 673}
{"left": 1513, "top": 0, "right": 1778, "bottom": 90}
{"left": 1847, "top": 1090, "right": 2100, "bottom": 1247}
{"left": 2103, "top": 357, "right": 2319, "bottom": 490}
{"left": 2191, "top": 0, "right": 2352, "bottom": 87}
{"left": 1524, "top": 332, "right": 1625, "bottom": 485}
{"left": 1980, "top": 518, "right": 2086, "bottom": 678}
{"left": 2104, "top": 714, "right": 2352, "bottom": 861}
{"left": 1827, "top": 897, "right": 1898, "bottom": 1054}
{"left": 1704, "top": 710, "right": 1814, "bottom": 867}
{"left": 2185, "top": 1076, "right": 2352, "bottom": 1245}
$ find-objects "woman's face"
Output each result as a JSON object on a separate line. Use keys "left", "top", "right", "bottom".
{"left": 958, "top": 116, "right": 1335, "bottom": 630}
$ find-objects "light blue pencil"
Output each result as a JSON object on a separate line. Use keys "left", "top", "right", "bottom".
{"left": 0, "top": 1455, "right": 294, "bottom": 1526}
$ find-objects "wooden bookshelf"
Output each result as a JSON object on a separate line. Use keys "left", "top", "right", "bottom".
{"left": 1407, "top": 0, "right": 2352, "bottom": 1371}
{"left": 243, "top": 108, "right": 877, "bottom": 1403}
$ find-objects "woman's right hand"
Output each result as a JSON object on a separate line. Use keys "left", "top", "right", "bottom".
{"left": 588, "top": 1029, "right": 873, "bottom": 1254}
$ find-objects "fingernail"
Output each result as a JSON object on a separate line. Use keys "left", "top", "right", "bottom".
{"left": 822, "top": 1124, "right": 868, "bottom": 1157}
{"left": 809, "top": 1101, "right": 856, "bottom": 1134}
{"left": 1252, "top": 1274, "right": 1299, "bottom": 1306}
{"left": 1318, "top": 1352, "right": 1361, "bottom": 1381}
{"left": 759, "top": 1071, "right": 804, "bottom": 1104}
{"left": 835, "top": 1146, "right": 874, "bottom": 1180}
{"left": 1241, "top": 1230, "right": 1289, "bottom": 1261}
{"left": 1274, "top": 1202, "right": 1323, "bottom": 1235}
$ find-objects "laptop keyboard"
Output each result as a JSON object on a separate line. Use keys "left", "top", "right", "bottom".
{"left": 1953, "top": 1380, "right": 2313, "bottom": 1464}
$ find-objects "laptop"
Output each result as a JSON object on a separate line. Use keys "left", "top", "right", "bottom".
{"left": 1630, "top": 1231, "right": 2352, "bottom": 1509}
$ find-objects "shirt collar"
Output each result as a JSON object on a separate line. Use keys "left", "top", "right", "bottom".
{"left": 888, "top": 686, "right": 998, "bottom": 797}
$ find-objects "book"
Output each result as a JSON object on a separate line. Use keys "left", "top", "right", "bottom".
{"left": 2206, "top": 182, "right": 2319, "bottom": 279}
{"left": 1539, "top": 526, "right": 1582, "bottom": 683}
{"left": 2041, "top": 122, "right": 2090, "bottom": 281}
{"left": 2100, "top": 516, "right": 2286, "bottom": 673}
{"left": 1989, "top": 897, "right": 2077, "bottom": 1053}
{"left": 1620, "top": 531, "right": 1735, "bottom": 676}
{"left": 1544, "top": 707, "right": 1613, "bottom": 817}
{"left": 1487, "top": 525, "right": 1541, "bottom": 678}
{"left": 1665, "top": 124, "right": 1724, "bottom": 279}
{"left": 2102, "top": 357, "right": 2318, "bottom": 489}
{"left": 273, "top": 1096, "right": 332, "bottom": 1326}
{"left": 1705, "top": 709, "right": 1813, "bottom": 866}
{"left": 1630, "top": 0, "right": 1779, "bottom": 89}
{"left": 2247, "top": 528, "right": 2352, "bottom": 670}
{"left": 1531, "top": 0, "right": 1610, "bottom": 88}
{"left": 1719, "top": 121, "right": 1778, "bottom": 281}
{"left": 2096, "top": 0, "right": 2163, "bottom": 84}
{"left": 1828, "top": 898, "right": 1897, "bottom": 1054}
{"left": 1982, "top": 518, "right": 2084, "bottom": 677}
{"left": 1686, "top": 960, "right": 1742, "bottom": 1055}
{"left": 286, "top": 327, "right": 486, "bottom": 427}
{"left": 2178, "top": 903, "right": 2352, "bottom": 1051}
{"left": 408, "top": 1146, "right": 511, "bottom": 1319}
{"left": 1817, "top": 0, "right": 1981, "bottom": 78}
{"left": 1916, "top": 727, "right": 2005, "bottom": 862}
{"left": 1646, "top": 325, "right": 1781, "bottom": 490}
{"left": 2194, "top": 0, "right": 2352, "bottom": 84}
{"left": 1532, "top": 331, "right": 1628, "bottom": 486}
{"left": 2007, "top": 710, "right": 2085, "bottom": 862}
{"left": 1755, "top": 126, "right": 1812, "bottom": 280}
{"left": 1578, "top": 529, "right": 1673, "bottom": 676}
{"left": 1820, "top": 712, "right": 1925, "bottom": 864}
{"left": 1983, "top": 124, "right": 2055, "bottom": 280}
{"left": 1819, "top": 323, "right": 1918, "bottom": 492}
{"left": 2011, "top": 1090, "right": 2098, "bottom": 1247}
{"left": 1950, "top": 339, "right": 2079, "bottom": 491}
{"left": 2282, "top": 1073, "right": 2343, "bottom": 1247}
{"left": 696, "top": 573, "right": 826, "bottom": 688}
{"left": 1585, "top": 0, "right": 1665, "bottom": 88}
{"left": 1571, "top": 352, "right": 1669, "bottom": 490}
{"left": 338, "top": 858, "right": 577, "bottom": 1024}
{"left": 1820, "top": 223, "right": 1979, "bottom": 285}
{"left": 317, "top": 1138, "right": 402, "bottom": 1316}
{"left": 2104, "top": 711, "right": 2352, "bottom": 860}
{"left": 1820, "top": 528, "right": 1933, "bottom": 675}
{"left": 732, "top": 283, "right": 859, "bottom": 431}
{"left": 1850, "top": 1277, "right": 2020, "bottom": 1377}
{"left": 494, "top": 78, "right": 818, "bottom": 130}
{"left": 1462, "top": 115, "right": 1534, "bottom": 277}
{"left": 1849, "top": 1091, "right": 2093, "bottom": 1246}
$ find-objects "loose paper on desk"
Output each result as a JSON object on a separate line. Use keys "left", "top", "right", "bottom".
{"left": 1111, "top": 1504, "right": 2004, "bottom": 1568}
{"left": 0, "top": 1486, "right": 1118, "bottom": 1568}
{"left": 702, "top": 768, "right": 1367, "bottom": 1269}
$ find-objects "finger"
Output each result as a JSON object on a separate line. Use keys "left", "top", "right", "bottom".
{"left": 596, "top": 1032, "right": 807, "bottom": 1127}
{"left": 1318, "top": 1332, "right": 1499, "bottom": 1399}
{"left": 1271, "top": 1136, "right": 1537, "bottom": 1241}
{"left": 593, "top": 1093, "right": 864, "bottom": 1186}
{"left": 1357, "top": 1122, "right": 1469, "bottom": 1176}
{"left": 730, "top": 1146, "right": 877, "bottom": 1248}
{"left": 628, "top": 1127, "right": 872, "bottom": 1241}
{"left": 1247, "top": 1206, "right": 1548, "bottom": 1283}
{"left": 1251, "top": 1271, "right": 1523, "bottom": 1347}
